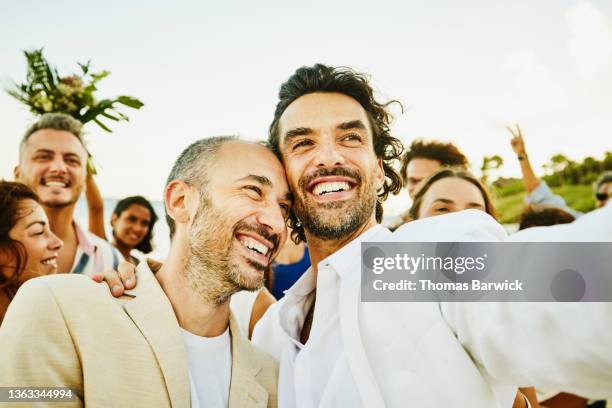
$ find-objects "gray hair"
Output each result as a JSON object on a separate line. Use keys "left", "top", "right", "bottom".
{"left": 20, "top": 113, "right": 85, "bottom": 160}
{"left": 165, "top": 135, "right": 238, "bottom": 237}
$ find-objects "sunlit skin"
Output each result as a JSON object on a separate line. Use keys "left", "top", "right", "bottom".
{"left": 406, "top": 157, "right": 442, "bottom": 198}
{"left": 14, "top": 129, "right": 88, "bottom": 273}
{"left": 1, "top": 199, "right": 63, "bottom": 284}
{"left": 596, "top": 181, "right": 611, "bottom": 208}
{"left": 417, "top": 177, "right": 486, "bottom": 219}
{"left": 154, "top": 141, "right": 291, "bottom": 337}
{"left": 277, "top": 92, "right": 385, "bottom": 272}
{"left": 111, "top": 204, "right": 152, "bottom": 259}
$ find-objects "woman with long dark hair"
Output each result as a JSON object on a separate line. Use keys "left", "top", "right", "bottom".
{"left": 111, "top": 196, "right": 158, "bottom": 264}
{"left": 0, "top": 181, "right": 63, "bottom": 322}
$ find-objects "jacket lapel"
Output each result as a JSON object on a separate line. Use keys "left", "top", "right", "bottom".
{"left": 123, "top": 262, "right": 191, "bottom": 408}
{"left": 228, "top": 313, "right": 268, "bottom": 408}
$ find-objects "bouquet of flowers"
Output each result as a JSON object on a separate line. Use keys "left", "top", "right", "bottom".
{"left": 6, "top": 48, "right": 144, "bottom": 173}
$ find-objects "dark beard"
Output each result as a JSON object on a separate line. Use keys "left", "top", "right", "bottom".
{"left": 295, "top": 167, "right": 377, "bottom": 240}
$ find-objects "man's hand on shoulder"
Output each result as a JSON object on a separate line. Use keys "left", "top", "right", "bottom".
{"left": 91, "top": 261, "right": 137, "bottom": 297}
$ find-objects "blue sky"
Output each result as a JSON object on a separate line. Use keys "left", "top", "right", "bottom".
{"left": 2, "top": 0, "right": 611, "bottom": 215}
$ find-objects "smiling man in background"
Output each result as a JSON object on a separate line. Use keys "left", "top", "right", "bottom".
{"left": 14, "top": 113, "right": 120, "bottom": 275}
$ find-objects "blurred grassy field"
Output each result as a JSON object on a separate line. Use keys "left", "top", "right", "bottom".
{"left": 493, "top": 184, "right": 596, "bottom": 224}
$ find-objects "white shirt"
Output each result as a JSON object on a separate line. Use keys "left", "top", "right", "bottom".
{"left": 276, "top": 225, "right": 385, "bottom": 408}
{"left": 181, "top": 327, "right": 232, "bottom": 408}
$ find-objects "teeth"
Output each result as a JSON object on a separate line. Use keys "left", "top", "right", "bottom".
{"left": 45, "top": 181, "right": 67, "bottom": 188}
{"left": 313, "top": 181, "right": 350, "bottom": 196}
{"left": 240, "top": 238, "right": 268, "bottom": 256}
{"left": 42, "top": 258, "right": 57, "bottom": 267}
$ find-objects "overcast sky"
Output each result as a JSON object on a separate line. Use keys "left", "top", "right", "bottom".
{"left": 2, "top": 0, "right": 611, "bottom": 215}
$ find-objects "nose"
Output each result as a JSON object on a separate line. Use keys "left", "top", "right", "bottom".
{"left": 256, "top": 203, "right": 287, "bottom": 240}
{"left": 315, "top": 138, "right": 345, "bottom": 168}
{"left": 49, "top": 156, "right": 68, "bottom": 174}
{"left": 48, "top": 231, "right": 64, "bottom": 251}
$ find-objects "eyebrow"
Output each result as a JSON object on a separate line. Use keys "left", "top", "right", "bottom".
{"left": 282, "top": 127, "right": 313, "bottom": 148}
{"left": 33, "top": 149, "right": 55, "bottom": 155}
{"left": 64, "top": 153, "right": 82, "bottom": 160}
{"left": 236, "top": 174, "right": 273, "bottom": 187}
{"left": 26, "top": 220, "right": 45, "bottom": 228}
{"left": 282, "top": 120, "right": 367, "bottom": 148}
{"left": 337, "top": 120, "right": 367, "bottom": 131}
{"left": 432, "top": 198, "right": 455, "bottom": 205}
{"left": 236, "top": 174, "right": 293, "bottom": 202}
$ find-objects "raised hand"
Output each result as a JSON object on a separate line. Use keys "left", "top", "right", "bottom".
{"left": 507, "top": 124, "right": 526, "bottom": 156}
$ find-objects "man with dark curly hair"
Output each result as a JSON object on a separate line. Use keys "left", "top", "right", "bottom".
{"left": 400, "top": 139, "right": 469, "bottom": 198}
{"left": 252, "top": 64, "right": 612, "bottom": 408}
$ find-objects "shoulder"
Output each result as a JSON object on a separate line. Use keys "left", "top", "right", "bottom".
{"left": 12, "top": 274, "right": 115, "bottom": 313}
{"left": 393, "top": 209, "right": 507, "bottom": 242}
{"left": 1, "top": 275, "right": 95, "bottom": 332}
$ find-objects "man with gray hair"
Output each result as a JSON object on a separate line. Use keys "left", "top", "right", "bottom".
{"left": 14, "top": 113, "right": 120, "bottom": 275}
{"left": 1, "top": 136, "right": 289, "bottom": 407}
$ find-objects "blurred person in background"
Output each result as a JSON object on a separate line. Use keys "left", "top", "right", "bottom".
{"left": 0, "top": 181, "right": 63, "bottom": 322}
{"left": 408, "top": 168, "right": 496, "bottom": 220}
{"left": 595, "top": 171, "right": 612, "bottom": 208}
{"left": 406, "top": 168, "right": 540, "bottom": 408}
{"left": 14, "top": 113, "right": 121, "bottom": 275}
{"left": 400, "top": 139, "right": 470, "bottom": 198}
{"left": 111, "top": 195, "right": 158, "bottom": 265}
{"left": 507, "top": 124, "right": 582, "bottom": 218}
{"left": 518, "top": 205, "right": 575, "bottom": 230}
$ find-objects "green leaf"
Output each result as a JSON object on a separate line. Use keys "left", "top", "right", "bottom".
{"left": 101, "top": 111, "right": 121, "bottom": 121}
{"left": 93, "top": 118, "right": 113, "bottom": 132}
{"left": 116, "top": 95, "right": 144, "bottom": 109}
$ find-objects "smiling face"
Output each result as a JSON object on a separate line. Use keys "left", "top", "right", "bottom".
{"left": 185, "top": 141, "right": 291, "bottom": 297}
{"left": 112, "top": 204, "right": 152, "bottom": 249}
{"left": 6, "top": 199, "right": 63, "bottom": 282}
{"left": 417, "top": 177, "right": 487, "bottom": 219}
{"left": 15, "top": 129, "right": 87, "bottom": 209}
{"left": 277, "top": 92, "right": 385, "bottom": 241}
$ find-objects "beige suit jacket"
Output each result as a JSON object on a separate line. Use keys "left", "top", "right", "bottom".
{"left": 0, "top": 262, "right": 278, "bottom": 408}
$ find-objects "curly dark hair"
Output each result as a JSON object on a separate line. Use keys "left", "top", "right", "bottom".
{"left": 0, "top": 181, "right": 40, "bottom": 300}
{"left": 400, "top": 139, "right": 469, "bottom": 185}
{"left": 112, "top": 196, "right": 158, "bottom": 254}
{"left": 268, "top": 64, "right": 404, "bottom": 243}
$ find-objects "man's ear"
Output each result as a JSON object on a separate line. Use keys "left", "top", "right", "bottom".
{"left": 375, "top": 158, "right": 385, "bottom": 191}
{"left": 110, "top": 213, "right": 118, "bottom": 227}
{"left": 165, "top": 180, "right": 192, "bottom": 229}
{"left": 13, "top": 165, "right": 20, "bottom": 180}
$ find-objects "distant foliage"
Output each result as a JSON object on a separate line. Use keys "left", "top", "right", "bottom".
{"left": 542, "top": 152, "right": 612, "bottom": 187}
{"left": 490, "top": 152, "right": 610, "bottom": 223}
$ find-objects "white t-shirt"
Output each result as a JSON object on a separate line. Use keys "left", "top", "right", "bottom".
{"left": 181, "top": 327, "right": 232, "bottom": 408}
